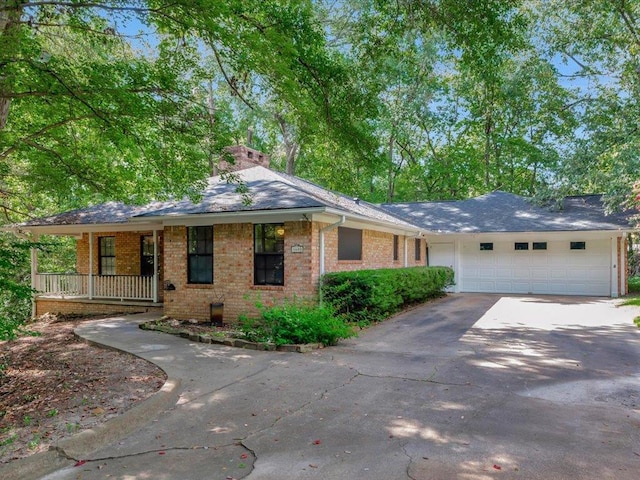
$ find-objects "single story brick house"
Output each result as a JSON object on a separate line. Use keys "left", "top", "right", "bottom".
{"left": 15, "top": 147, "right": 428, "bottom": 322}
{"left": 8, "top": 146, "right": 635, "bottom": 322}
{"left": 381, "top": 192, "right": 634, "bottom": 297}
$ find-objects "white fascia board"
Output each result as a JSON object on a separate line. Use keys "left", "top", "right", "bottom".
{"left": 320, "top": 208, "right": 423, "bottom": 236}
{"left": 132, "top": 206, "right": 423, "bottom": 236}
{"left": 146, "top": 207, "right": 327, "bottom": 227}
{"left": 12, "top": 221, "right": 163, "bottom": 236}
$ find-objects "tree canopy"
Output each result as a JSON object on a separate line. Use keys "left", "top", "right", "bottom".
{"left": 2, "top": 0, "right": 638, "bottom": 218}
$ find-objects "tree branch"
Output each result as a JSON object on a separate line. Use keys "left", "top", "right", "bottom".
{"left": 0, "top": 115, "right": 92, "bottom": 160}
{"left": 211, "top": 45, "right": 254, "bottom": 110}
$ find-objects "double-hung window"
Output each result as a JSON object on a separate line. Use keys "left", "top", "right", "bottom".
{"left": 99, "top": 237, "right": 116, "bottom": 275}
{"left": 415, "top": 238, "right": 421, "bottom": 261}
{"left": 254, "top": 224, "right": 285, "bottom": 285}
{"left": 187, "top": 226, "right": 213, "bottom": 284}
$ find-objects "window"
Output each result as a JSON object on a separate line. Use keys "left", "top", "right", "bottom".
{"left": 254, "top": 224, "right": 285, "bottom": 285}
{"left": 141, "top": 235, "right": 155, "bottom": 277}
{"left": 514, "top": 242, "right": 529, "bottom": 250}
{"left": 533, "top": 242, "right": 547, "bottom": 250}
{"left": 480, "top": 242, "right": 494, "bottom": 251}
{"left": 338, "top": 227, "right": 362, "bottom": 261}
{"left": 187, "top": 226, "right": 213, "bottom": 284}
{"left": 393, "top": 235, "right": 399, "bottom": 261}
{"left": 99, "top": 237, "right": 116, "bottom": 275}
{"left": 415, "top": 238, "right": 421, "bottom": 261}
{"left": 570, "top": 241, "right": 586, "bottom": 250}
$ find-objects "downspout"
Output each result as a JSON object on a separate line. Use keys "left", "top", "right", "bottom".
{"left": 403, "top": 232, "right": 422, "bottom": 267}
{"left": 319, "top": 216, "right": 346, "bottom": 305}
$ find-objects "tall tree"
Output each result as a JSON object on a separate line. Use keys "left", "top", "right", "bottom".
{"left": 0, "top": 0, "right": 376, "bottom": 220}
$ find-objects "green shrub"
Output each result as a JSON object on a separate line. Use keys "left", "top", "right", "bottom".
{"left": 239, "top": 300, "right": 356, "bottom": 346}
{"left": 628, "top": 276, "right": 640, "bottom": 293}
{"left": 320, "top": 266, "right": 454, "bottom": 324}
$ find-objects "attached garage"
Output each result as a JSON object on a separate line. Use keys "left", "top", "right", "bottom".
{"left": 458, "top": 236, "right": 613, "bottom": 296}
{"left": 381, "top": 192, "right": 633, "bottom": 298}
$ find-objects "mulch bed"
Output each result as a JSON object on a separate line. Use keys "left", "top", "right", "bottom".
{"left": 0, "top": 314, "right": 166, "bottom": 464}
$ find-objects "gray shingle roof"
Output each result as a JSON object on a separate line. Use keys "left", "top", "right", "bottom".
{"left": 23, "top": 167, "right": 420, "bottom": 231}
{"left": 380, "top": 191, "right": 634, "bottom": 233}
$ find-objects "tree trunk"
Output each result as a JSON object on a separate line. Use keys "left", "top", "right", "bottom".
{"left": 386, "top": 135, "right": 395, "bottom": 203}
{"left": 0, "top": 1, "right": 25, "bottom": 130}
{"left": 285, "top": 142, "right": 299, "bottom": 175}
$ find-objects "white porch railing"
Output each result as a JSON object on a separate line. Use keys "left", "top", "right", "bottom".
{"left": 36, "top": 273, "right": 155, "bottom": 301}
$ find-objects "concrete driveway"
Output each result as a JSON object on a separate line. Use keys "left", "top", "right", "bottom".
{"left": 19, "top": 294, "right": 640, "bottom": 479}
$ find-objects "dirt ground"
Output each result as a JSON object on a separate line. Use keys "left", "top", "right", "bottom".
{"left": 0, "top": 315, "right": 166, "bottom": 464}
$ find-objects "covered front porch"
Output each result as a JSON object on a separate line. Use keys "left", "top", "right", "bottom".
{"left": 28, "top": 225, "right": 165, "bottom": 317}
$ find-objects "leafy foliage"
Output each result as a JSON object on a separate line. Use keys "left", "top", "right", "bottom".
{"left": 0, "top": 235, "right": 35, "bottom": 340}
{"left": 321, "top": 266, "right": 454, "bottom": 324}
{"left": 238, "top": 300, "right": 356, "bottom": 347}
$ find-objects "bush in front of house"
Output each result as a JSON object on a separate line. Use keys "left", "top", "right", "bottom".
{"left": 320, "top": 266, "right": 454, "bottom": 324}
{"left": 239, "top": 300, "right": 357, "bottom": 346}
{"left": 628, "top": 276, "right": 640, "bottom": 293}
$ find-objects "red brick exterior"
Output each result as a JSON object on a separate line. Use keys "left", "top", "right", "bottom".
{"left": 35, "top": 299, "right": 162, "bottom": 317}
{"left": 38, "top": 222, "right": 426, "bottom": 323}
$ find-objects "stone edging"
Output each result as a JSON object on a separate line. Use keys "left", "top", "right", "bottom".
{"left": 140, "top": 323, "right": 323, "bottom": 353}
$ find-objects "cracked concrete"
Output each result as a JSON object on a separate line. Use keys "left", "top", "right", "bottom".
{"left": 5, "top": 293, "right": 640, "bottom": 480}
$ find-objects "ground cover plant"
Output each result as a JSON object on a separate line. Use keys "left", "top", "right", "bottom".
{"left": 239, "top": 300, "right": 356, "bottom": 347}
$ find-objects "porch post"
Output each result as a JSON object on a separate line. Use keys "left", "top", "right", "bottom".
{"left": 30, "top": 233, "right": 39, "bottom": 318}
{"left": 152, "top": 229, "right": 159, "bottom": 303}
{"left": 88, "top": 232, "right": 94, "bottom": 299}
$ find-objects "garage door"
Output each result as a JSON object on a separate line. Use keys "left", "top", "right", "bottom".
{"left": 460, "top": 239, "right": 611, "bottom": 296}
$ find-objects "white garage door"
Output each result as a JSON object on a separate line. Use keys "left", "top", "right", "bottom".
{"left": 460, "top": 239, "right": 611, "bottom": 296}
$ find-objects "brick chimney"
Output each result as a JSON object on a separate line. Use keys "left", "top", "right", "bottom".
{"left": 215, "top": 145, "right": 270, "bottom": 174}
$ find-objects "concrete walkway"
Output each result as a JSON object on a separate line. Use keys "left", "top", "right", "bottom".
{"left": 5, "top": 294, "right": 640, "bottom": 479}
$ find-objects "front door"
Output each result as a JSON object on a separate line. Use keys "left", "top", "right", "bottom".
{"left": 140, "top": 235, "right": 154, "bottom": 277}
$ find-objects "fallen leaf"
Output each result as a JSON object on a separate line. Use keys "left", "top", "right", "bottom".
{"left": 493, "top": 464, "right": 502, "bottom": 470}
{"left": 240, "top": 453, "right": 248, "bottom": 459}
{"left": 92, "top": 407, "right": 104, "bottom": 415}
{"left": 309, "top": 464, "right": 318, "bottom": 468}
{"left": 312, "top": 439, "right": 322, "bottom": 445}
{"left": 158, "top": 451, "right": 166, "bottom": 455}
{"left": 74, "top": 460, "right": 86, "bottom": 467}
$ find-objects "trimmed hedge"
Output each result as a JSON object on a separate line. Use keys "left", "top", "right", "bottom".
{"left": 320, "top": 266, "right": 454, "bottom": 324}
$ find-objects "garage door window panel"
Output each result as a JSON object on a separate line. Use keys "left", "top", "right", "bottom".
{"left": 570, "top": 241, "right": 586, "bottom": 250}
{"left": 514, "top": 242, "right": 529, "bottom": 250}
{"left": 533, "top": 242, "right": 547, "bottom": 250}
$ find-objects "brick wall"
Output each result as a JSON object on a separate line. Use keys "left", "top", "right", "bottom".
{"left": 35, "top": 299, "right": 163, "bottom": 317}
{"left": 163, "top": 221, "right": 315, "bottom": 323}
{"left": 66, "top": 222, "right": 425, "bottom": 323}
{"left": 314, "top": 222, "right": 426, "bottom": 281}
